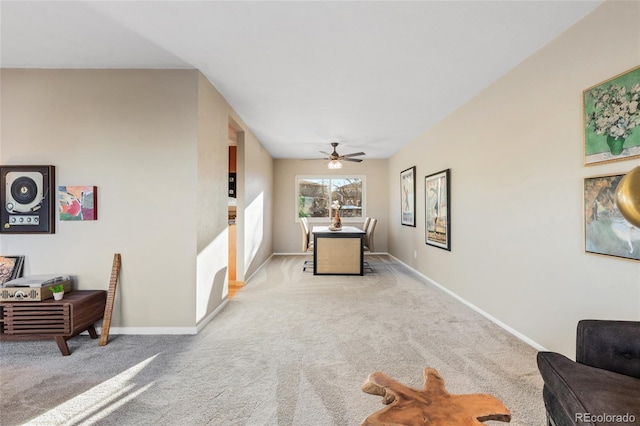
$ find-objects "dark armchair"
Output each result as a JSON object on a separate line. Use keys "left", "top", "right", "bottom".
{"left": 537, "top": 320, "right": 640, "bottom": 426}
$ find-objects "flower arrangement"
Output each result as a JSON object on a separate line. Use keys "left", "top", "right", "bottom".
{"left": 330, "top": 199, "right": 343, "bottom": 230}
{"left": 586, "top": 83, "right": 640, "bottom": 141}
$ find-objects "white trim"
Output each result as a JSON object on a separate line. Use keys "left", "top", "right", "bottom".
{"left": 91, "top": 255, "right": 276, "bottom": 337}
{"left": 196, "top": 254, "right": 273, "bottom": 332}
{"left": 295, "top": 175, "right": 366, "bottom": 223}
{"left": 196, "top": 298, "right": 230, "bottom": 332}
{"left": 96, "top": 327, "right": 198, "bottom": 335}
{"left": 244, "top": 253, "right": 273, "bottom": 284}
{"left": 274, "top": 252, "right": 311, "bottom": 256}
{"left": 388, "top": 254, "right": 548, "bottom": 352}
{"left": 196, "top": 254, "right": 275, "bottom": 332}
{"left": 274, "top": 252, "right": 388, "bottom": 256}
{"left": 92, "top": 253, "right": 543, "bottom": 347}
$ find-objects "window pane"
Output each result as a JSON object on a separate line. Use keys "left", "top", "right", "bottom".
{"left": 331, "top": 178, "right": 363, "bottom": 218}
{"left": 298, "top": 178, "right": 329, "bottom": 218}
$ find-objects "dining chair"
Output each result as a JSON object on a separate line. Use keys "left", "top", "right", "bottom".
{"left": 363, "top": 218, "right": 377, "bottom": 272}
{"left": 301, "top": 217, "right": 313, "bottom": 249}
{"left": 364, "top": 218, "right": 377, "bottom": 253}
{"left": 300, "top": 217, "right": 313, "bottom": 272}
{"left": 362, "top": 217, "right": 371, "bottom": 233}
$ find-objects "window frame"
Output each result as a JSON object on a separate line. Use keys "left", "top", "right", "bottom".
{"left": 295, "top": 175, "right": 366, "bottom": 223}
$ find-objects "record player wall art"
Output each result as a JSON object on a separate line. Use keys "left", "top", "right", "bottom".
{"left": 1, "top": 165, "right": 56, "bottom": 234}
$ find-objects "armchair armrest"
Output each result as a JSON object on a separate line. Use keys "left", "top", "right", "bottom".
{"left": 576, "top": 320, "right": 640, "bottom": 379}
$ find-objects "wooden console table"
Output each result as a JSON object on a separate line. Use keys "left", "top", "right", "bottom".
{"left": 0, "top": 290, "right": 107, "bottom": 355}
{"left": 313, "top": 226, "right": 365, "bottom": 275}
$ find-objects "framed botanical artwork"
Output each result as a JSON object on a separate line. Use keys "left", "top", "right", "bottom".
{"left": 583, "top": 65, "right": 640, "bottom": 166}
{"left": 425, "top": 169, "right": 450, "bottom": 251}
{"left": 584, "top": 173, "right": 640, "bottom": 261}
{"left": 400, "top": 166, "right": 416, "bottom": 227}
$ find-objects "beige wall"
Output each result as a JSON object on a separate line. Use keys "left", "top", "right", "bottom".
{"left": 195, "top": 72, "right": 233, "bottom": 324}
{"left": 388, "top": 0, "right": 640, "bottom": 357}
{"left": 273, "top": 159, "right": 388, "bottom": 254}
{"left": 0, "top": 69, "right": 274, "bottom": 331}
{"left": 233, "top": 121, "right": 274, "bottom": 279}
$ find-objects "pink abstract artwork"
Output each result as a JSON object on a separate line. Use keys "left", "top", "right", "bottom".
{"left": 59, "top": 186, "right": 97, "bottom": 221}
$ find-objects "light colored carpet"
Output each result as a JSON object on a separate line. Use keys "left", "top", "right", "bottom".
{"left": 0, "top": 255, "right": 545, "bottom": 425}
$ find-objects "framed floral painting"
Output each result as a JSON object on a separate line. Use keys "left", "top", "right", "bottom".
{"left": 584, "top": 173, "right": 640, "bottom": 261}
{"left": 583, "top": 65, "right": 640, "bottom": 166}
{"left": 400, "top": 166, "right": 416, "bottom": 227}
{"left": 425, "top": 169, "right": 450, "bottom": 251}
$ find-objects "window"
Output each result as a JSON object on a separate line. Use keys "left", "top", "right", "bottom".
{"left": 297, "top": 176, "right": 365, "bottom": 222}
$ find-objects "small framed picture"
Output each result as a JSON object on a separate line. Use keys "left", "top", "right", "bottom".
{"left": 425, "top": 169, "right": 451, "bottom": 251}
{"left": 400, "top": 166, "right": 416, "bottom": 227}
{"left": 0, "top": 255, "right": 25, "bottom": 284}
{"left": 584, "top": 173, "right": 640, "bottom": 261}
{"left": 59, "top": 186, "right": 98, "bottom": 221}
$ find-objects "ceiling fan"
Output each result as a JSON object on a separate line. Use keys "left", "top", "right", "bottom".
{"left": 316, "top": 142, "right": 366, "bottom": 169}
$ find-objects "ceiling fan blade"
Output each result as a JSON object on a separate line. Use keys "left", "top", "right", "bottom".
{"left": 302, "top": 157, "right": 327, "bottom": 160}
{"left": 314, "top": 143, "right": 366, "bottom": 163}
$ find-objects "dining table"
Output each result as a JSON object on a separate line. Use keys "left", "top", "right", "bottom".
{"left": 311, "top": 225, "right": 366, "bottom": 275}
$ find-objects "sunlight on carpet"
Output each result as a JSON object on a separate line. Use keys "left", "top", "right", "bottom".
{"left": 27, "top": 355, "right": 158, "bottom": 425}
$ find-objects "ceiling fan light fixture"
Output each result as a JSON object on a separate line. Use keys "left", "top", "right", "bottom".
{"left": 328, "top": 159, "right": 342, "bottom": 169}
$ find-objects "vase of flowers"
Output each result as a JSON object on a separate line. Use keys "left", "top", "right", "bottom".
{"left": 331, "top": 200, "right": 342, "bottom": 230}
{"left": 586, "top": 82, "right": 640, "bottom": 155}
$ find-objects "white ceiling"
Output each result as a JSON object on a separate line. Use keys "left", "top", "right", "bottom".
{"left": 1, "top": 1, "right": 603, "bottom": 159}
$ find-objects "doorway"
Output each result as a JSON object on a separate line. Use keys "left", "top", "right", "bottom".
{"left": 228, "top": 123, "right": 243, "bottom": 298}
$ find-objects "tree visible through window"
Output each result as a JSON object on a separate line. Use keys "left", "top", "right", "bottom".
{"left": 297, "top": 176, "right": 364, "bottom": 221}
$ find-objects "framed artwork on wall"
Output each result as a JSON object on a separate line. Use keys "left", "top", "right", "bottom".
{"left": 0, "top": 255, "right": 25, "bottom": 285}
{"left": 583, "top": 65, "right": 640, "bottom": 166}
{"left": 584, "top": 173, "right": 640, "bottom": 261}
{"left": 59, "top": 185, "right": 98, "bottom": 221}
{"left": 400, "top": 166, "right": 416, "bottom": 227}
{"left": 425, "top": 169, "right": 450, "bottom": 251}
{"left": 0, "top": 165, "right": 56, "bottom": 234}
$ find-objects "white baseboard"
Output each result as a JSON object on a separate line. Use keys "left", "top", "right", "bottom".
{"left": 195, "top": 253, "right": 273, "bottom": 332}
{"left": 92, "top": 302, "right": 227, "bottom": 336}
{"left": 196, "top": 297, "right": 230, "bottom": 332}
{"left": 90, "top": 255, "right": 275, "bottom": 336}
{"left": 273, "top": 252, "right": 309, "bottom": 256}
{"left": 97, "top": 252, "right": 539, "bottom": 343}
{"left": 273, "top": 252, "right": 388, "bottom": 256}
{"left": 97, "top": 326, "right": 198, "bottom": 335}
{"left": 244, "top": 253, "right": 274, "bottom": 284}
{"left": 388, "top": 254, "right": 547, "bottom": 352}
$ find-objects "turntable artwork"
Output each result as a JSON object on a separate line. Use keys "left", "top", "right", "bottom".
{"left": 0, "top": 165, "right": 56, "bottom": 234}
